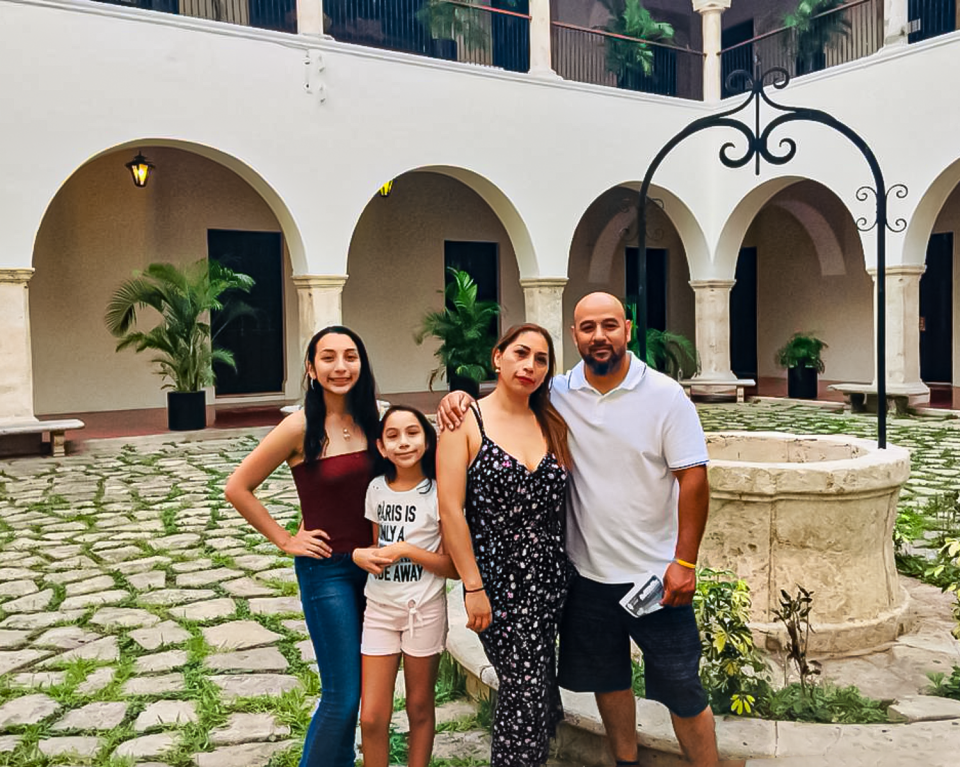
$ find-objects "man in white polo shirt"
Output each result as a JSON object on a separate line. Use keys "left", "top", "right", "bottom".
{"left": 439, "top": 292, "right": 721, "bottom": 767}
{"left": 552, "top": 292, "right": 718, "bottom": 767}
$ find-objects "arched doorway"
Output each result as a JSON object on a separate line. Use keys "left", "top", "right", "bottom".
{"left": 342, "top": 169, "right": 529, "bottom": 398}
{"left": 31, "top": 145, "right": 303, "bottom": 416}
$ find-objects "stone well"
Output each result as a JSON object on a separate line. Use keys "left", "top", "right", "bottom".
{"left": 702, "top": 432, "right": 912, "bottom": 655}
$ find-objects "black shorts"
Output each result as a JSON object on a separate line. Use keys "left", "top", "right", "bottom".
{"left": 557, "top": 573, "right": 708, "bottom": 718}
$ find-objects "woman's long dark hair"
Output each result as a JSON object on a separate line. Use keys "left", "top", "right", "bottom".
{"left": 493, "top": 323, "right": 571, "bottom": 468}
{"left": 378, "top": 405, "right": 437, "bottom": 489}
{"left": 303, "top": 326, "right": 381, "bottom": 465}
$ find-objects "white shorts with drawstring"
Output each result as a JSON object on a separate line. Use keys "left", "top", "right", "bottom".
{"left": 361, "top": 591, "right": 447, "bottom": 657}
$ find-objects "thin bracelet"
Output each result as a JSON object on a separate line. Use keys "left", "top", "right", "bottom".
{"left": 674, "top": 558, "right": 697, "bottom": 570}
{"left": 464, "top": 586, "right": 485, "bottom": 594}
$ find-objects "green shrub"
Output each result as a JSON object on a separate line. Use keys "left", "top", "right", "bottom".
{"left": 927, "top": 667, "right": 960, "bottom": 701}
{"left": 693, "top": 568, "right": 771, "bottom": 715}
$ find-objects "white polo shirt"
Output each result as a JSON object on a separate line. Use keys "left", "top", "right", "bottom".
{"left": 550, "top": 353, "right": 708, "bottom": 584}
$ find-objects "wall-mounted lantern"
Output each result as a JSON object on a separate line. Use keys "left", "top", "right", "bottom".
{"left": 378, "top": 179, "right": 394, "bottom": 198}
{"left": 125, "top": 151, "right": 155, "bottom": 188}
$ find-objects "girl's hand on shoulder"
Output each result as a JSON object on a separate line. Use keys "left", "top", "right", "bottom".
{"left": 465, "top": 590, "right": 492, "bottom": 633}
{"left": 352, "top": 547, "right": 394, "bottom": 575}
{"left": 280, "top": 527, "right": 331, "bottom": 559}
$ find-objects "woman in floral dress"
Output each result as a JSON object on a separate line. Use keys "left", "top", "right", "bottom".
{"left": 438, "top": 323, "right": 573, "bottom": 767}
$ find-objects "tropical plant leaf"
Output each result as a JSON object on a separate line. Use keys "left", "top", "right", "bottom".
{"left": 415, "top": 267, "right": 500, "bottom": 389}
{"left": 105, "top": 259, "right": 254, "bottom": 392}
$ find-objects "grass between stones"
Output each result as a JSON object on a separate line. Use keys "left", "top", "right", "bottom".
{"left": 4, "top": 403, "right": 960, "bottom": 765}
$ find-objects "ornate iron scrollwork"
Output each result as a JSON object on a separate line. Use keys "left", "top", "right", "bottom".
{"left": 635, "top": 59, "right": 904, "bottom": 447}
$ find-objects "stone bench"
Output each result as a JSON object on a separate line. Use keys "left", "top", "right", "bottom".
{"left": 828, "top": 383, "right": 930, "bottom": 415}
{"left": 681, "top": 378, "right": 755, "bottom": 404}
{"left": 0, "top": 418, "right": 85, "bottom": 457}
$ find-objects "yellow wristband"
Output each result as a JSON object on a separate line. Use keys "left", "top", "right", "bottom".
{"left": 674, "top": 558, "right": 697, "bottom": 570}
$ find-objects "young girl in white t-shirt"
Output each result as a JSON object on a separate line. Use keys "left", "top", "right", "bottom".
{"left": 352, "top": 406, "right": 458, "bottom": 767}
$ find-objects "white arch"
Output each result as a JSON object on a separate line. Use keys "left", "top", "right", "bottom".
{"left": 771, "top": 200, "right": 846, "bottom": 276}
{"left": 903, "top": 157, "right": 960, "bottom": 267}
{"left": 570, "top": 181, "right": 710, "bottom": 281}
{"left": 715, "top": 176, "right": 866, "bottom": 278}
{"left": 32, "top": 139, "right": 308, "bottom": 274}
{"left": 345, "top": 164, "right": 538, "bottom": 278}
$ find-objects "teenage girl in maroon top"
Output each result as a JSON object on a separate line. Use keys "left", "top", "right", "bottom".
{"left": 226, "top": 326, "right": 383, "bottom": 767}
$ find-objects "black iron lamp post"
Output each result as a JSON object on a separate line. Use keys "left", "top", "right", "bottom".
{"left": 632, "top": 61, "right": 906, "bottom": 448}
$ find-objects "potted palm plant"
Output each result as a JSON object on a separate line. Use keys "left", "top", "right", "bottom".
{"left": 775, "top": 332, "right": 827, "bottom": 399}
{"left": 625, "top": 302, "right": 699, "bottom": 380}
{"left": 598, "top": 0, "right": 675, "bottom": 92}
{"left": 415, "top": 267, "right": 500, "bottom": 398}
{"left": 105, "top": 260, "right": 254, "bottom": 431}
{"left": 784, "top": 0, "right": 851, "bottom": 75}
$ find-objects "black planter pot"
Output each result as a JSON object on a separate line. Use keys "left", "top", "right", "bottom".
{"left": 167, "top": 391, "right": 207, "bottom": 431}
{"left": 448, "top": 372, "right": 480, "bottom": 399}
{"left": 787, "top": 366, "right": 819, "bottom": 400}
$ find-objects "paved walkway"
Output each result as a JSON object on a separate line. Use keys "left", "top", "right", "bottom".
{"left": 0, "top": 401, "right": 959, "bottom": 766}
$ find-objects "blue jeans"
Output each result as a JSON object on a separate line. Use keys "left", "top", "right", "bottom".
{"left": 295, "top": 554, "right": 367, "bottom": 767}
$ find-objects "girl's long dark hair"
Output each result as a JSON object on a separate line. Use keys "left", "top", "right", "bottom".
{"left": 378, "top": 405, "right": 437, "bottom": 490}
{"left": 303, "top": 326, "right": 380, "bottom": 465}
{"left": 493, "top": 323, "right": 571, "bottom": 468}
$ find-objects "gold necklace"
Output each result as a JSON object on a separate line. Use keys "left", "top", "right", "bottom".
{"left": 342, "top": 427, "right": 352, "bottom": 441}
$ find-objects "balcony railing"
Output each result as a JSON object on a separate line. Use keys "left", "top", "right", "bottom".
{"left": 719, "top": 0, "right": 883, "bottom": 96}
{"left": 324, "top": 0, "right": 530, "bottom": 73}
{"left": 551, "top": 22, "right": 704, "bottom": 100}
{"left": 95, "top": 0, "right": 297, "bottom": 33}
{"left": 908, "top": 0, "right": 958, "bottom": 43}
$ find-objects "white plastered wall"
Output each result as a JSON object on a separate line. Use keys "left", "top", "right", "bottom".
{"left": 30, "top": 148, "right": 300, "bottom": 414}
{"left": 342, "top": 172, "right": 524, "bottom": 395}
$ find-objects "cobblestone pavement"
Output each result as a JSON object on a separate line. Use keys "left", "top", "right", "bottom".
{"left": 0, "top": 401, "right": 958, "bottom": 766}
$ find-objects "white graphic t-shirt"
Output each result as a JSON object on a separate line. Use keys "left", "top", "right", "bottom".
{"left": 363, "top": 476, "right": 445, "bottom": 608}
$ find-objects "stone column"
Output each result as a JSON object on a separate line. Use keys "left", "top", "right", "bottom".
{"left": 520, "top": 277, "right": 567, "bottom": 364}
{"left": 883, "top": 0, "right": 909, "bottom": 47}
{"left": 293, "top": 275, "right": 348, "bottom": 360}
{"left": 690, "top": 279, "right": 737, "bottom": 381}
{"left": 528, "top": 0, "right": 557, "bottom": 77}
{"left": 0, "top": 268, "right": 37, "bottom": 422}
{"left": 870, "top": 265, "right": 929, "bottom": 398}
{"left": 693, "top": 0, "right": 732, "bottom": 103}
{"left": 297, "top": 0, "right": 324, "bottom": 36}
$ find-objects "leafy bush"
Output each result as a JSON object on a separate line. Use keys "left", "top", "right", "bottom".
{"left": 927, "top": 667, "right": 960, "bottom": 701}
{"left": 693, "top": 568, "right": 771, "bottom": 715}
{"left": 774, "top": 332, "right": 827, "bottom": 373}
{"left": 415, "top": 268, "right": 500, "bottom": 389}
{"left": 760, "top": 682, "right": 888, "bottom": 724}
{"left": 625, "top": 302, "right": 699, "bottom": 380}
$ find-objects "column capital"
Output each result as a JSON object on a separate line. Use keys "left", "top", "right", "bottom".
{"left": 292, "top": 274, "right": 349, "bottom": 290}
{"left": 692, "top": 0, "right": 732, "bottom": 14}
{"left": 866, "top": 265, "right": 926, "bottom": 277}
{"left": 0, "top": 268, "right": 35, "bottom": 285}
{"left": 519, "top": 277, "right": 568, "bottom": 290}
{"left": 689, "top": 278, "right": 736, "bottom": 290}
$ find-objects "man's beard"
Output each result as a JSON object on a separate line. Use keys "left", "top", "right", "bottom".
{"left": 581, "top": 344, "right": 627, "bottom": 376}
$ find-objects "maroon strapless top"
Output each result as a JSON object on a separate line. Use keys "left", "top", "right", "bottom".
{"left": 291, "top": 450, "right": 375, "bottom": 554}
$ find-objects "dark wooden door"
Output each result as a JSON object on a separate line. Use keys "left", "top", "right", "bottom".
{"left": 730, "top": 247, "right": 758, "bottom": 380}
{"left": 920, "top": 233, "right": 953, "bottom": 384}
{"left": 444, "top": 241, "right": 500, "bottom": 336}
{"left": 208, "top": 230, "right": 285, "bottom": 396}
{"left": 626, "top": 247, "right": 667, "bottom": 332}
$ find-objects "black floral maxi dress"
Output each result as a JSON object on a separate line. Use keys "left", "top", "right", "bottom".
{"left": 465, "top": 406, "right": 573, "bottom": 767}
